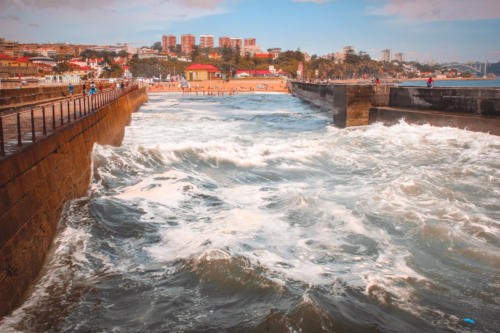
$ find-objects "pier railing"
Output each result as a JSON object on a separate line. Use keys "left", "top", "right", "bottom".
{"left": 0, "top": 85, "right": 138, "bottom": 157}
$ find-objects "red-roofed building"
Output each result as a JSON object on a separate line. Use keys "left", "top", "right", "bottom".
{"left": 15, "top": 57, "right": 34, "bottom": 67}
{"left": 255, "top": 53, "right": 272, "bottom": 59}
{"left": 0, "top": 54, "right": 16, "bottom": 66}
{"left": 235, "top": 69, "right": 288, "bottom": 78}
{"left": 184, "top": 64, "right": 220, "bottom": 81}
{"left": 209, "top": 52, "right": 221, "bottom": 60}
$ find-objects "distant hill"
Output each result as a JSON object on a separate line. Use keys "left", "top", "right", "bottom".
{"left": 488, "top": 61, "right": 500, "bottom": 75}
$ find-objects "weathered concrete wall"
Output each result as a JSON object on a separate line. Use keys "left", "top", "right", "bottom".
{"left": 290, "top": 82, "right": 391, "bottom": 127}
{"left": 0, "top": 87, "right": 147, "bottom": 318}
{"left": 291, "top": 82, "right": 500, "bottom": 134}
{"left": 0, "top": 66, "right": 38, "bottom": 79}
{"left": 389, "top": 87, "right": 500, "bottom": 116}
{"left": 370, "top": 107, "right": 500, "bottom": 135}
{"left": 0, "top": 85, "right": 112, "bottom": 108}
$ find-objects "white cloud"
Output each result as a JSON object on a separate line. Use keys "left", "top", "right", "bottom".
{"left": 0, "top": 0, "right": 226, "bottom": 10}
{"left": 372, "top": 0, "right": 500, "bottom": 22}
{"left": 0, "top": 0, "right": 231, "bottom": 43}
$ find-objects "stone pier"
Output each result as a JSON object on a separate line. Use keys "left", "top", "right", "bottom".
{"left": 289, "top": 82, "right": 500, "bottom": 135}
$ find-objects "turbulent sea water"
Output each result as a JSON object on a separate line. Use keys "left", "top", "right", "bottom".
{"left": 1, "top": 93, "right": 499, "bottom": 332}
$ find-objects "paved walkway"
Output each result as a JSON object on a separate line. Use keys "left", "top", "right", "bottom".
{"left": 0, "top": 88, "right": 128, "bottom": 156}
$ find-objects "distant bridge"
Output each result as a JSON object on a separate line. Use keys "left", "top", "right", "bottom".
{"left": 441, "top": 63, "right": 487, "bottom": 75}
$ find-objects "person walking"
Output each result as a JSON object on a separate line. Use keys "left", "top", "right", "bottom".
{"left": 82, "top": 82, "right": 86, "bottom": 96}
{"left": 69, "top": 83, "right": 74, "bottom": 96}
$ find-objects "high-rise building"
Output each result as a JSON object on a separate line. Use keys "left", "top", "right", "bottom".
{"left": 199, "top": 35, "right": 214, "bottom": 49}
{"left": 162, "top": 34, "right": 177, "bottom": 52}
{"left": 394, "top": 52, "right": 404, "bottom": 62}
{"left": 230, "top": 37, "right": 243, "bottom": 50}
{"left": 381, "top": 49, "right": 393, "bottom": 62}
{"left": 181, "top": 34, "right": 196, "bottom": 54}
{"left": 219, "top": 36, "right": 230, "bottom": 48}
{"left": 244, "top": 38, "right": 256, "bottom": 47}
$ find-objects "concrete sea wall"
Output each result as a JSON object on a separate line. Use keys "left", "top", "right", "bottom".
{"left": 0, "top": 87, "right": 147, "bottom": 318}
{"left": 0, "top": 85, "right": 83, "bottom": 107}
{"left": 290, "top": 82, "right": 391, "bottom": 127}
{"left": 0, "top": 84, "right": 114, "bottom": 108}
{"left": 389, "top": 87, "right": 500, "bottom": 116}
{"left": 290, "top": 82, "right": 500, "bottom": 134}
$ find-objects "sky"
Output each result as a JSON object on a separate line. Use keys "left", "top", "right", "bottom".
{"left": 0, "top": 0, "right": 499, "bottom": 63}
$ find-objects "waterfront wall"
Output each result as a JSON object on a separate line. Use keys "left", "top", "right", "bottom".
{"left": 289, "top": 82, "right": 391, "bottom": 127}
{"left": 389, "top": 87, "right": 500, "bottom": 116}
{"left": 0, "top": 87, "right": 147, "bottom": 318}
{"left": 290, "top": 82, "right": 500, "bottom": 134}
{"left": 0, "top": 85, "right": 115, "bottom": 108}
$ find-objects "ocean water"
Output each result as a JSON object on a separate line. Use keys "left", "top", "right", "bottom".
{"left": 1, "top": 93, "right": 499, "bottom": 332}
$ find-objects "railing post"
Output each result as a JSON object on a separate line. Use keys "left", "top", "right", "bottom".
{"left": 17, "top": 110, "right": 22, "bottom": 147}
{"left": 74, "top": 99, "right": 77, "bottom": 120}
{"left": 52, "top": 104, "right": 56, "bottom": 129}
{"left": 60, "top": 101, "right": 63, "bottom": 125}
{"left": 42, "top": 106, "right": 47, "bottom": 136}
{"left": 31, "top": 109, "right": 36, "bottom": 142}
{"left": 67, "top": 100, "right": 71, "bottom": 122}
{"left": 79, "top": 98, "right": 82, "bottom": 117}
{"left": 0, "top": 116, "right": 4, "bottom": 155}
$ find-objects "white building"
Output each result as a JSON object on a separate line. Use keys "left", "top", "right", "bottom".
{"left": 381, "top": 49, "right": 393, "bottom": 62}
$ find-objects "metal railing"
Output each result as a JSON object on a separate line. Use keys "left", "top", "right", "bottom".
{"left": 0, "top": 85, "right": 138, "bottom": 157}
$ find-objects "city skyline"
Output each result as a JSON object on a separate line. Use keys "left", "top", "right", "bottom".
{"left": 0, "top": 0, "right": 499, "bottom": 63}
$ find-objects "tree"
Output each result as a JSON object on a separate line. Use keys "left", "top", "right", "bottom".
{"left": 53, "top": 62, "right": 72, "bottom": 73}
{"left": 152, "top": 42, "right": 162, "bottom": 51}
{"left": 190, "top": 46, "right": 201, "bottom": 62}
{"left": 234, "top": 46, "right": 241, "bottom": 66}
{"left": 118, "top": 50, "right": 129, "bottom": 58}
{"left": 101, "top": 63, "right": 124, "bottom": 78}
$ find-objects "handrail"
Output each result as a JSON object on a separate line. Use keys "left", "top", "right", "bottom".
{"left": 0, "top": 85, "right": 138, "bottom": 157}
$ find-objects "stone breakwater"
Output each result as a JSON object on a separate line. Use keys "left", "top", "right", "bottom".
{"left": 289, "top": 82, "right": 500, "bottom": 135}
{"left": 0, "top": 87, "right": 147, "bottom": 318}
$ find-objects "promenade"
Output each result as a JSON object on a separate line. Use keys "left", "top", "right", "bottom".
{"left": 0, "top": 86, "right": 136, "bottom": 156}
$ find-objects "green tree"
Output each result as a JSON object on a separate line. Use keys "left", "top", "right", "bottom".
{"left": 101, "top": 63, "right": 124, "bottom": 78}
{"left": 118, "top": 50, "right": 129, "bottom": 58}
{"left": 190, "top": 46, "right": 201, "bottom": 62}
{"left": 222, "top": 47, "right": 233, "bottom": 62}
{"left": 54, "top": 62, "right": 72, "bottom": 73}
{"left": 152, "top": 42, "right": 162, "bottom": 51}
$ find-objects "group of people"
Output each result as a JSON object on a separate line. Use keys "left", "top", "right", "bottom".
{"left": 68, "top": 82, "right": 108, "bottom": 97}
{"left": 82, "top": 82, "right": 101, "bottom": 96}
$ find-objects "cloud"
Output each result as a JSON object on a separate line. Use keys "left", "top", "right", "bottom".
{"left": 0, "top": 0, "right": 227, "bottom": 11}
{"left": 372, "top": 0, "right": 500, "bottom": 22}
{"left": 0, "top": 0, "right": 231, "bottom": 43}
{"left": 0, "top": 14, "right": 20, "bottom": 21}
{"left": 180, "top": 0, "right": 226, "bottom": 9}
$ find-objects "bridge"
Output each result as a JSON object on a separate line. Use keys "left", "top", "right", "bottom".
{"left": 441, "top": 63, "right": 488, "bottom": 75}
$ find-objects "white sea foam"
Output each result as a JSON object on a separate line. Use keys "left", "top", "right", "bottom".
{"left": 6, "top": 93, "right": 499, "bottom": 331}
